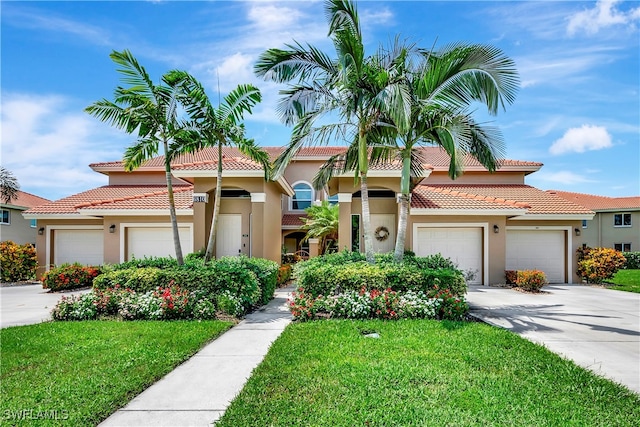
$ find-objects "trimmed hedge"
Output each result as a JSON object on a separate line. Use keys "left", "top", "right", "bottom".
{"left": 294, "top": 251, "right": 466, "bottom": 297}
{"left": 42, "top": 263, "right": 101, "bottom": 291}
{"left": 622, "top": 252, "right": 640, "bottom": 270}
{"left": 94, "top": 256, "right": 279, "bottom": 311}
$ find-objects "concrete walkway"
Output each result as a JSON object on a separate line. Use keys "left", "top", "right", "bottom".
{"left": 99, "top": 285, "right": 293, "bottom": 427}
{"left": 0, "top": 284, "right": 91, "bottom": 328}
{"left": 466, "top": 284, "right": 640, "bottom": 394}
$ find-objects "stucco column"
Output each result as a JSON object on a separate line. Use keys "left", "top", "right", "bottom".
{"left": 308, "top": 238, "right": 320, "bottom": 258}
{"left": 337, "top": 193, "right": 352, "bottom": 251}
{"left": 192, "top": 192, "right": 209, "bottom": 252}
{"left": 250, "top": 192, "right": 266, "bottom": 259}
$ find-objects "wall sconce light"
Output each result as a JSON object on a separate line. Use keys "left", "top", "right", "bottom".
{"left": 574, "top": 228, "right": 581, "bottom": 236}
{"left": 109, "top": 224, "right": 116, "bottom": 234}
{"left": 38, "top": 227, "right": 45, "bottom": 235}
{"left": 493, "top": 225, "right": 499, "bottom": 234}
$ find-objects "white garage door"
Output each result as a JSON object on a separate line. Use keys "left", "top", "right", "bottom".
{"left": 127, "top": 226, "right": 192, "bottom": 261}
{"left": 506, "top": 230, "right": 565, "bottom": 283}
{"left": 54, "top": 229, "right": 104, "bottom": 266}
{"left": 415, "top": 227, "right": 483, "bottom": 285}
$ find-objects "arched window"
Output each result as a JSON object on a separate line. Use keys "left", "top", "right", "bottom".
{"left": 290, "top": 182, "right": 313, "bottom": 211}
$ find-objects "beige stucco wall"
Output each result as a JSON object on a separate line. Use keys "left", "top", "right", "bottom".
{"left": 2, "top": 207, "right": 37, "bottom": 245}
{"left": 581, "top": 211, "right": 640, "bottom": 251}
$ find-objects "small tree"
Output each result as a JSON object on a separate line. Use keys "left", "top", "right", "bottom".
{"left": 301, "top": 201, "right": 339, "bottom": 255}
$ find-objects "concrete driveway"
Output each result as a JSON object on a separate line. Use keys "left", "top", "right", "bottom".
{"left": 0, "top": 284, "right": 90, "bottom": 328}
{"left": 467, "top": 284, "right": 640, "bottom": 394}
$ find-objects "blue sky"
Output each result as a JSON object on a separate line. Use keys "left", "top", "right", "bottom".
{"left": 2, "top": 0, "right": 639, "bottom": 201}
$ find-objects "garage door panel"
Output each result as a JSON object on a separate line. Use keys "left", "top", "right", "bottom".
{"left": 54, "top": 229, "right": 104, "bottom": 266}
{"left": 506, "top": 230, "right": 565, "bottom": 283}
{"left": 127, "top": 227, "right": 192, "bottom": 260}
{"left": 416, "top": 227, "right": 482, "bottom": 285}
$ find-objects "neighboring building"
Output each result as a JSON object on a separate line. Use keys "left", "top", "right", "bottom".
{"left": 23, "top": 147, "right": 594, "bottom": 284}
{"left": 1, "top": 191, "right": 51, "bottom": 245}
{"left": 548, "top": 190, "right": 640, "bottom": 252}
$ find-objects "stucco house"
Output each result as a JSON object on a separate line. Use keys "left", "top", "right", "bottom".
{"left": 548, "top": 190, "right": 640, "bottom": 252}
{"left": 23, "top": 147, "right": 594, "bottom": 284}
{"left": 1, "top": 191, "right": 51, "bottom": 245}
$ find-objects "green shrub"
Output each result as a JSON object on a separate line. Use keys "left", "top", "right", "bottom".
{"left": 295, "top": 254, "right": 466, "bottom": 298}
{"left": 577, "top": 247, "right": 626, "bottom": 283}
{"left": 0, "top": 241, "right": 37, "bottom": 282}
{"left": 93, "top": 267, "right": 170, "bottom": 292}
{"left": 51, "top": 293, "right": 99, "bottom": 320}
{"left": 516, "top": 270, "right": 548, "bottom": 292}
{"left": 240, "top": 256, "right": 279, "bottom": 305}
{"left": 107, "top": 256, "right": 179, "bottom": 271}
{"left": 41, "top": 263, "right": 101, "bottom": 291}
{"left": 622, "top": 252, "right": 640, "bottom": 269}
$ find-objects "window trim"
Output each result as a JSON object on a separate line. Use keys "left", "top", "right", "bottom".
{"left": 289, "top": 181, "right": 314, "bottom": 212}
{"left": 0, "top": 209, "right": 10, "bottom": 225}
{"left": 613, "top": 213, "right": 632, "bottom": 228}
{"left": 582, "top": 219, "right": 587, "bottom": 229}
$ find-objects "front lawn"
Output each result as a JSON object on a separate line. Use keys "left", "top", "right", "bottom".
{"left": 217, "top": 320, "right": 640, "bottom": 426}
{"left": 0, "top": 320, "right": 232, "bottom": 426}
{"left": 605, "top": 269, "right": 640, "bottom": 293}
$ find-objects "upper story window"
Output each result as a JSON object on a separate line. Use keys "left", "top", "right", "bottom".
{"left": 0, "top": 209, "right": 9, "bottom": 225}
{"left": 614, "top": 213, "right": 631, "bottom": 227}
{"left": 582, "top": 219, "right": 588, "bottom": 229}
{"left": 327, "top": 193, "right": 339, "bottom": 205}
{"left": 290, "top": 182, "right": 313, "bottom": 211}
{"left": 30, "top": 219, "right": 37, "bottom": 228}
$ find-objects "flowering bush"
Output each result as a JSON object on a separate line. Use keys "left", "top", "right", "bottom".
{"left": 577, "top": 247, "right": 626, "bottom": 283}
{"left": 215, "top": 291, "right": 243, "bottom": 317}
{"left": 516, "top": 270, "right": 548, "bottom": 292}
{"left": 289, "top": 286, "right": 467, "bottom": 321}
{"left": 52, "top": 284, "right": 226, "bottom": 321}
{"left": 277, "top": 265, "right": 292, "bottom": 285}
{"left": 51, "top": 293, "right": 99, "bottom": 321}
{"left": 0, "top": 241, "right": 37, "bottom": 282}
{"left": 505, "top": 270, "right": 518, "bottom": 285}
{"left": 622, "top": 252, "right": 640, "bottom": 269}
{"left": 42, "top": 263, "right": 101, "bottom": 291}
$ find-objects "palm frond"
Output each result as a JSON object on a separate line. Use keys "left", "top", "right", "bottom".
{"left": 123, "top": 137, "right": 160, "bottom": 171}
{"left": 109, "top": 50, "right": 155, "bottom": 99}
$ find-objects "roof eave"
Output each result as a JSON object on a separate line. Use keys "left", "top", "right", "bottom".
{"left": 510, "top": 213, "right": 595, "bottom": 220}
{"left": 22, "top": 213, "right": 101, "bottom": 220}
{"left": 77, "top": 208, "right": 194, "bottom": 216}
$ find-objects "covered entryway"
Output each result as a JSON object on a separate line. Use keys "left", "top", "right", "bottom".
{"left": 126, "top": 226, "right": 192, "bottom": 261}
{"left": 216, "top": 214, "right": 242, "bottom": 257}
{"left": 506, "top": 229, "right": 565, "bottom": 283}
{"left": 54, "top": 229, "right": 104, "bottom": 266}
{"left": 414, "top": 226, "right": 483, "bottom": 285}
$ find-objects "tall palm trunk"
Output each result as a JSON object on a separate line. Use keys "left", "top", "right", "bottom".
{"left": 164, "top": 138, "right": 184, "bottom": 265}
{"left": 204, "top": 141, "right": 223, "bottom": 262}
{"left": 360, "top": 172, "right": 374, "bottom": 263}
{"left": 394, "top": 153, "right": 412, "bottom": 262}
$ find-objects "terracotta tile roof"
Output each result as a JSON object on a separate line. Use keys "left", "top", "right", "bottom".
{"left": 23, "top": 185, "right": 193, "bottom": 215}
{"left": 90, "top": 146, "right": 540, "bottom": 173}
{"left": 282, "top": 214, "right": 308, "bottom": 227}
{"left": 547, "top": 190, "right": 640, "bottom": 211}
{"left": 1, "top": 191, "right": 51, "bottom": 209}
{"left": 412, "top": 184, "right": 594, "bottom": 215}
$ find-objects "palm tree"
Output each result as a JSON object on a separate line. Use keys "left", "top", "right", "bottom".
{"left": 301, "top": 200, "right": 339, "bottom": 255}
{"left": 0, "top": 167, "right": 20, "bottom": 204}
{"left": 255, "top": 0, "right": 412, "bottom": 263}
{"left": 167, "top": 72, "right": 267, "bottom": 262}
{"left": 389, "top": 43, "right": 519, "bottom": 261}
{"left": 85, "top": 50, "right": 188, "bottom": 264}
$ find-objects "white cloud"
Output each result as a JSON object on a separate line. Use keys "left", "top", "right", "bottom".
{"left": 1, "top": 93, "right": 126, "bottom": 200}
{"left": 247, "top": 4, "right": 305, "bottom": 30}
{"left": 567, "top": 0, "right": 640, "bottom": 36}
{"left": 549, "top": 125, "right": 613, "bottom": 155}
{"left": 361, "top": 7, "right": 393, "bottom": 25}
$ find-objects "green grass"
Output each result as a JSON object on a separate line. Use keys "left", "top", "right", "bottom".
{"left": 0, "top": 320, "right": 232, "bottom": 426}
{"left": 217, "top": 320, "right": 640, "bottom": 427}
{"left": 605, "top": 269, "right": 640, "bottom": 293}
